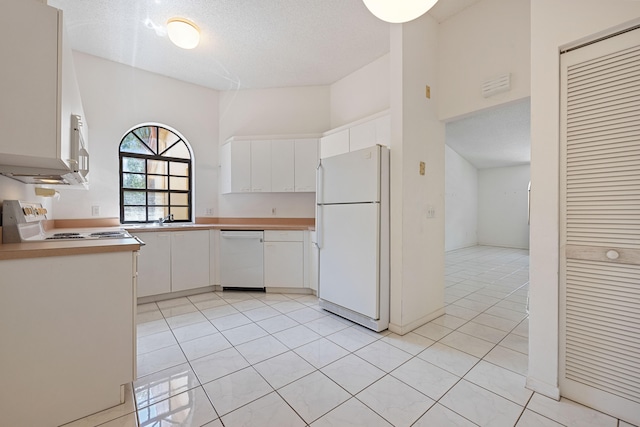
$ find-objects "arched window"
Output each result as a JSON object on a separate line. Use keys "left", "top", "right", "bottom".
{"left": 119, "top": 125, "right": 192, "bottom": 223}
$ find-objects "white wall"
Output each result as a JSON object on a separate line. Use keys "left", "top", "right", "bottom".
{"left": 329, "top": 53, "right": 390, "bottom": 129}
{"left": 217, "top": 86, "right": 330, "bottom": 218}
{"left": 445, "top": 145, "right": 478, "bottom": 251}
{"left": 478, "top": 165, "right": 529, "bottom": 249}
{"left": 219, "top": 86, "right": 330, "bottom": 141}
{"left": 529, "top": 0, "right": 640, "bottom": 401}
{"left": 437, "top": 0, "right": 530, "bottom": 121}
{"left": 389, "top": 14, "right": 445, "bottom": 334}
{"left": 0, "top": 177, "right": 54, "bottom": 217}
{"left": 52, "top": 52, "right": 219, "bottom": 220}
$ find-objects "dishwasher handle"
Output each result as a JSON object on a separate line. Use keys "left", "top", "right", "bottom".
{"left": 220, "top": 231, "right": 264, "bottom": 241}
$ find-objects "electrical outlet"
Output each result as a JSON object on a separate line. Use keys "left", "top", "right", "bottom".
{"left": 426, "top": 205, "right": 435, "bottom": 218}
{"left": 205, "top": 208, "right": 214, "bottom": 216}
{"left": 91, "top": 205, "right": 100, "bottom": 216}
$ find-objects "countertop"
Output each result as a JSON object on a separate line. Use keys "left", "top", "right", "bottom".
{"left": 0, "top": 237, "right": 141, "bottom": 261}
{"left": 0, "top": 218, "right": 315, "bottom": 260}
{"left": 125, "top": 223, "right": 314, "bottom": 232}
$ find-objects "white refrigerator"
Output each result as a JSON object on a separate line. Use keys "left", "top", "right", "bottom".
{"left": 316, "top": 145, "right": 390, "bottom": 332}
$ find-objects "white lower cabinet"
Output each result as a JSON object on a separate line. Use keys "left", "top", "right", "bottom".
{"left": 134, "top": 230, "right": 210, "bottom": 297}
{"left": 264, "top": 230, "right": 304, "bottom": 288}
{"left": 171, "top": 230, "right": 210, "bottom": 292}
{"left": 135, "top": 232, "right": 171, "bottom": 297}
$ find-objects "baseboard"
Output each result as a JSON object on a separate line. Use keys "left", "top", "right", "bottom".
{"left": 389, "top": 306, "right": 446, "bottom": 336}
{"left": 137, "top": 286, "right": 215, "bottom": 304}
{"left": 525, "top": 376, "right": 560, "bottom": 400}
{"left": 266, "top": 287, "right": 314, "bottom": 295}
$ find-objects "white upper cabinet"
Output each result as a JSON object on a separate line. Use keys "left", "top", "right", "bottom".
{"left": 221, "top": 136, "right": 318, "bottom": 193}
{"left": 320, "top": 113, "right": 390, "bottom": 159}
{"left": 349, "top": 120, "right": 377, "bottom": 152}
{"left": 375, "top": 115, "right": 391, "bottom": 147}
{"left": 271, "top": 139, "right": 295, "bottom": 192}
{"left": 0, "top": 0, "right": 86, "bottom": 174}
{"left": 221, "top": 140, "right": 251, "bottom": 194}
{"left": 294, "top": 139, "right": 318, "bottom": 192}
{"left": 320, "top": 129, "right": 350, "bottom": 159}
{"left": 251, "top": 140, "right": 272, "bottom": 192}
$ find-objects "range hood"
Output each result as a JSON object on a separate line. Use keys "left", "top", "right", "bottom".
{"left": 0, "top": 115, "right": 89, "bottom": 188}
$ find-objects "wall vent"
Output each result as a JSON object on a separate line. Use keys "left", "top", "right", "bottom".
{"left": 482, "top": 73, "right": 511, "bottom": 98}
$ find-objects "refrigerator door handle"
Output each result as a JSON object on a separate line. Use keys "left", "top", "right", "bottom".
{"left": 316, "top": 161, "right": 323, "bottom": 205}
{"left": 315, "top": 204, "right": 322, "bottom": 249}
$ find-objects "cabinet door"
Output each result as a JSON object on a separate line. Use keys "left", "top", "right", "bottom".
{"left": 271, "top": 139, "right": 295, "bottom": 192}
{"left": 264, "top": 241, "right": 304, "bottom": 288}
{"left": 294, "top": 139, "right": 318, "bottom": 192}
{"left": 349, "top": 120, "right": 377, "bottom": 152}
{"left": 251, "top": 140, "right": 271, "bottom": 192}
{"left": 221, "top": 141, "right": 252, "bottom": 193}
{"left": 171, "top": 230, "right": 210, "bottom": 292}
{"left": 134, "top": 232, "right": 171, "bottom": 297}
{"left": 375, "top": 115, "right": 391, "bottom": 147}
{"left": 1, "top": 1, "right": 59, "bottom": 159}
{"left": 320, "top": 129, "right": 349, "bottom": 159}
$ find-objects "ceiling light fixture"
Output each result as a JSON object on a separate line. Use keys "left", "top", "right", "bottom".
{"left": 362, "top": 0, "right": 439, "bottom": 23}
{"left": 166, "top": 18, "right": 200, "bottom": 49}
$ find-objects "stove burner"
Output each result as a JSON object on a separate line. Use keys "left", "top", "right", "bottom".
{"left": 53, "top": 232, "right": 81, "bottom": 237}
{"left": 46, "top": 235, "right": 86, "bottom": 240}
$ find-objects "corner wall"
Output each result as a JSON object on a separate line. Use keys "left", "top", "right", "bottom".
{"left": 217, "top": 86, "right": 330, "bottom": 218}
{"left": 329, "top": 53, "right": 390, "bottom": 128}
{"left": 445, "top": 145, "right": 478, "bottom": 251}
{"left": 52, "top": 52, "right": 220, "bottom": 220}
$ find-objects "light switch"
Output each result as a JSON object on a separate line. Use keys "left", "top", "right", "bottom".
{"left": 419, "top": 161, "right": 425, "bottom": 175}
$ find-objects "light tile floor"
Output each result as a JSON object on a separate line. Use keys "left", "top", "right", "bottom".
{"left": 65, "top": 246, "right": 635, "bottom": 427}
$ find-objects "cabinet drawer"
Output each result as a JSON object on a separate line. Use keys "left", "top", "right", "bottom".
{"left": 264, "top": 230, "right": 303, "bottom": 242}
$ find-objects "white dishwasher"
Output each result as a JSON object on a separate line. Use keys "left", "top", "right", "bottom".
{"left": 219, "top": 230, "right": 264, "bottom": 289}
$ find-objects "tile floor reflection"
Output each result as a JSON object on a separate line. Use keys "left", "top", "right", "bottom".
{"left": 64, "top": 246, "right": 633, "bottom": 426}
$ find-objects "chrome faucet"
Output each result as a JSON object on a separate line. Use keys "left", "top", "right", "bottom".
{"left": 158, "top": 213, "right": 174, "bottom": 224}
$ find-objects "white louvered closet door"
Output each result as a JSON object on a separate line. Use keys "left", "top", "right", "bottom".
{"left": 560, "top": 27, "right": 640, "bottom": 425}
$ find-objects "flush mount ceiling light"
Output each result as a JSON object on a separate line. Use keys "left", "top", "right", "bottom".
{"left": 362, "top": 0, "right": 439, "bottom": 23}
{"left": 166, "top": 18, "right": 200, "bottom": 49}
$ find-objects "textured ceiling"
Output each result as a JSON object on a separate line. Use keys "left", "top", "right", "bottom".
{"left": 49, "top": 0, "right": 521, "bottom": 169}
{"left": 446, "top": 98, "right": 531, "bottom": 169}
{"left": 48, "top": 0, "right": 480, "bottom": 91}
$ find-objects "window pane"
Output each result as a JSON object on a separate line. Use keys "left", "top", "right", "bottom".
{"left": 122, "top": 157, "right": 145, "bottom": 173}
{"left": 123, "top": 173, "right": 145, "bottom": 189}
{"left": 170, "top": 176, "right": 189, "bottom": 190}
{"left": 170, "top": 207, "right": 189, "bottom": 221}
{"left": 164, "top": 141, "right": 190, "bottom": 159}
{"left": 149, "top": 206, "right": 167, "bottom": 221}
{"left": 158, "top": 128, "right": 180, "bottom": 153}
{"left": 148, "top": 175, "right": 167, "bottom": 190}
{"left": 134, "top": 127, "right": 158, "bottom": 154}
{"left": 171, "top": 193, "right": 189, "bottom": 205}
{"left": 124, "top": 206, "right": 146, "bottom": 222}
{"left": 123, "top": 191, "right": 145, "bottom": 205}
{"left": 120, "top": 134, "right": 153, "bottom": 155}
{"left": 148, "top": 159, "right": 168, "bottom": 175}
{"left": 148, "top": 192, "right": 168, "bottom": 206}
{"left": 170, "top": 161, "right": 189, "bottom": 176}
